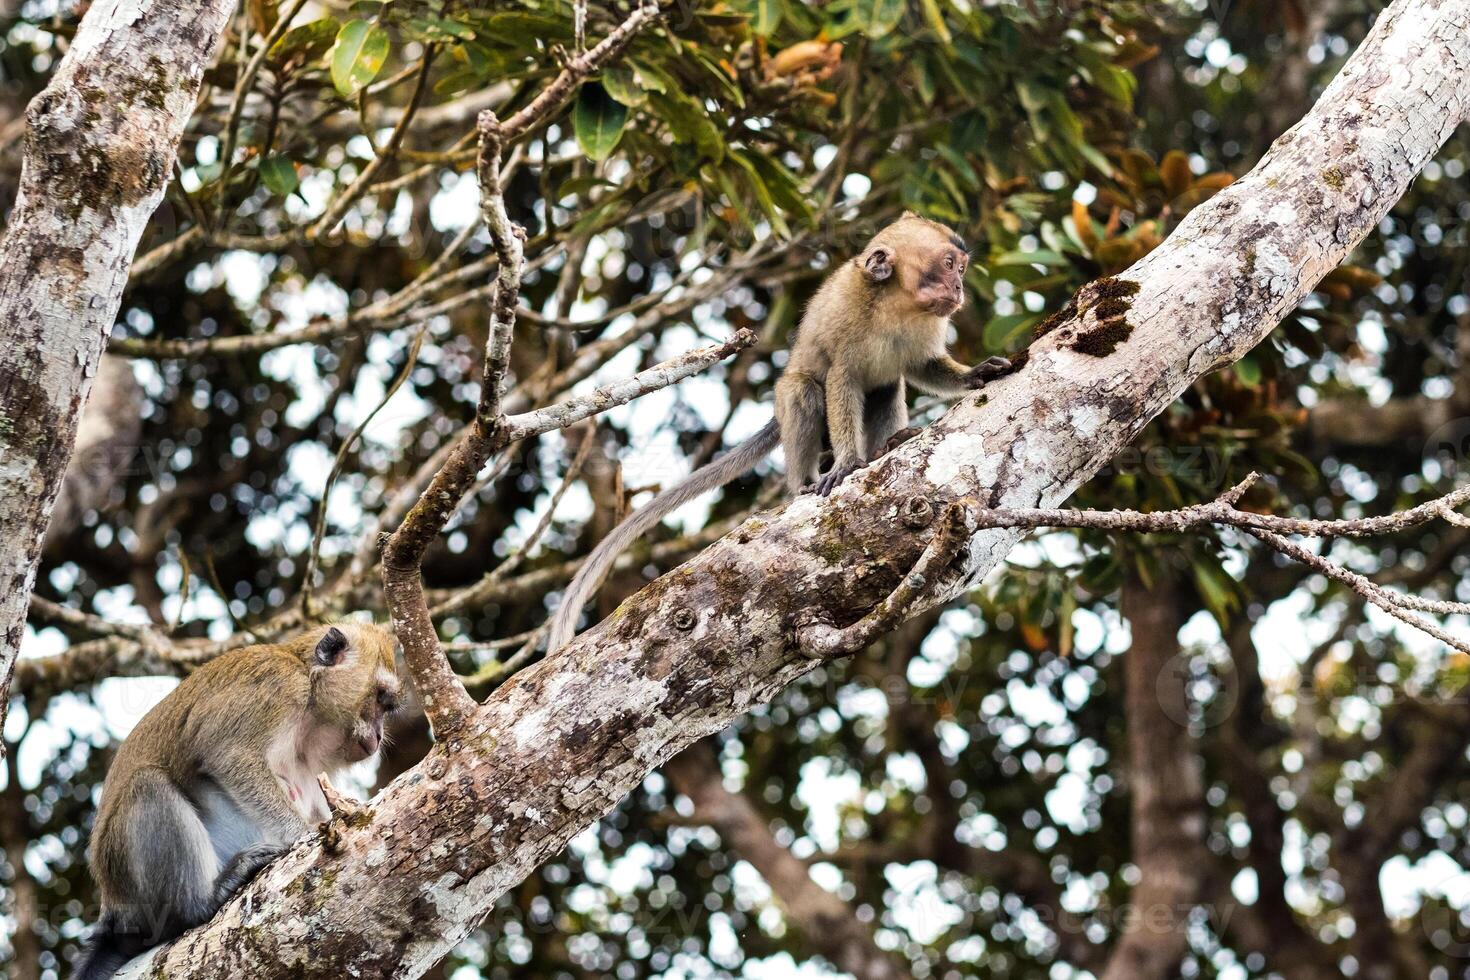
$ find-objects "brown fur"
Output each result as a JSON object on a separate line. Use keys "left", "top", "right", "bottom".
{"left": 777, "top": 212, "right": 1008, "bottom": 494}
{"left": 546, "top": 213, "right": 1008, "bottom": 651}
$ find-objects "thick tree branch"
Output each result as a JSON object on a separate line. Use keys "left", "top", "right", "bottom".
{"left": 1100, "top": 575, "right": 1208, "bottom": 979}
{"left": 0, "top": 0, "right": 235, "bottom": 744}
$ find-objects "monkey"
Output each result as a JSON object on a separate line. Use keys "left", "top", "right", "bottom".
{"left": 73, "top": 622, "right": 400, "bottom": 980}
{"left": 545, "top": 212, "right": 1010, "bottom": 652}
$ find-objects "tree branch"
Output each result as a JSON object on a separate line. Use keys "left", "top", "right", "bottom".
{"left": 0, "top": 0, "right": 236, "bottom": 748}
{"left": 663, "top": 742, "right": 909, "bottom": 980}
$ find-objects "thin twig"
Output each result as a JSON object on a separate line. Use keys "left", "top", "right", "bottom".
{"left": 301, "top": 322, "right": 430, "bottom": 618}
{"left": 969, "top": 474, "right": 1470, "bottom": 653}
{"left": 498, "top": 0, "right": 661, "bottom": 143}
{"left": 217, "top": 0, "right": 312, "bottom": 217}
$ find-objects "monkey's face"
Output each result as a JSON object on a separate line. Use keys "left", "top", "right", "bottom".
{"left": 908, "top": 240, "right": 968, "bottom": 317}
{"left": 862, "top": 215, "right": 970, "bottom": 319}
{"left": 307, "top": 624, "right": 403, "bottom": 764}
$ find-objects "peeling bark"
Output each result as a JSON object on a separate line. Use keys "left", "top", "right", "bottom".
{"left": 116, "top": 1, "right": 1470, "bottom": 975}
{"left": 0, "top": 0, "right": 234, "bottom": 733}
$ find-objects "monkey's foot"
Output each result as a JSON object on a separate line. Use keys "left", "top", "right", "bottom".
{"left": 211, "top": 843, "right": 289, "bottom": 906}
{"left": 814, "top": 461, "right": 860, "bottom": 496}
{"left": 874, "top": 426, "right": 923, "bottom": 459}
{"left": 965, "top": 356, "right": 1013, "bottom": 388}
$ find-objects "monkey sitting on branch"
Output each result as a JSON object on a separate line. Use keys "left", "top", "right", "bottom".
{"left": 547, "top": 212, "right": 1010, "bottom": 652}
{"left": 73, "top": 623, "right": 401, "bottom": 980}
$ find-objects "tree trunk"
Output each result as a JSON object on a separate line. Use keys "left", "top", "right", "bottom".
{"left": 0, "top": 0, "right": 234, "bottom": 734}
{"left": 107, "top": 0, "right": 1470, "bottom": 975}
{"left": 1100, "top": 574, "right": 1205, "bottom": 979}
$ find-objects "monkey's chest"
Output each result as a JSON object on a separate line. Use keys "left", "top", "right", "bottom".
{"left": 266, "top": 735, "right": 334, "bottom": 824}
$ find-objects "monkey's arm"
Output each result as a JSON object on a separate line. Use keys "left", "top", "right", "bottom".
{"left": 907, "top": 354, "right": 1011, "bottom": 397}
{"left": 814, "top": 369, "right": 866, "bottom": 496}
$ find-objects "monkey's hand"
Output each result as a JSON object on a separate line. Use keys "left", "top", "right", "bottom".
{"left": 812, "top": 460, "right": 861, "bottom": 496}
{"left": 964, "top": 356, "right": 1013, "bottom": 388}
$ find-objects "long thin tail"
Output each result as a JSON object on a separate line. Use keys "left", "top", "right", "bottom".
{"left": 547, "top": 419, "right": 781, "bottom": 652}
{"left": 72, "top": 914, "right": 149, "bottom": 980}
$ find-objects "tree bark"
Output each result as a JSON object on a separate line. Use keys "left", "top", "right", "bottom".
{"left": 0, "top": 0, "right": 234, "bottom": 735}
{"left": 111, "top": 1, "right": 1470, "bottom": 975}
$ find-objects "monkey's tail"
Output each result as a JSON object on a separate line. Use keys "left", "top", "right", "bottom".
{"left": 547, "top": 419, "right": 782, "bottom": 652}
{"left": 72, "top": 914, "right": 149, "bottom": 980}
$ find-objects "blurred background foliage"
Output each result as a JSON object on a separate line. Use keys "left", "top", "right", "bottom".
{"left": 5, "top": 0, "right": 1470, "bottom": 977}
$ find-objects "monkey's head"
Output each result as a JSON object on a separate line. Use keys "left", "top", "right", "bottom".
{"left": 857, "top": 212, "right": 970, "bottom": 318}
{"left": 300, "top": 622, "right": 402, "bottom": 763}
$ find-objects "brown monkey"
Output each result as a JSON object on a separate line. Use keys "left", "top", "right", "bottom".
{"left": 546, "top": 212, "right": 1009, "bottom": 651}
{"left": 74, "top": 623, "right": 400, "bottom": 979}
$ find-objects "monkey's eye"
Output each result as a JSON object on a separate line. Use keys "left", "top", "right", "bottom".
{"left": 377, "top": 689, "right": 400, "bottom": 713}
{"left": 945, "top": 255, "right": 955, "bottom": 269}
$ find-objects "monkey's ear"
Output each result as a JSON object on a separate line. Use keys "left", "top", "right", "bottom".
{"left": 860, "top": 245, "right": 894, "bottom": 283}
{"left": 315, "top": 627, "right": 349, "bottom": 667}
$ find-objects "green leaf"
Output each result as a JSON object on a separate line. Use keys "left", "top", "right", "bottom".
{"left": 743, "top": 151, "right": 812, "bottom": 223}
{"left": 983, "top": 312, "right": 1041, "bottom": 350}
{"left": 602, "top": 66, "right": 647, "bottom": 108}
{"left": 1190, "top": 558, "right": 1239, "bottom": 628}
{"left": 917, "top": 0, "right": 951, "bottom": 42}
{"left": 268, "top": 17, "right": 339, "bottom": 66}
{"left": 651, "top": 92, "right": 724, "bottom": 163}
{"left": 1233, "top": 356, "right": 1262, "bottom": 386}
{"left": 573, "top": 83, "right": 628, "bottom": 162}
{"left": 471, "top": 12, "right": 571, "bottom": 43}
{"left": 852, "top": 0, "right": 904, "bottom": 37}
{"left": 403, "top": 16, "right": 475, "bottom": 42}
{"left": 750, "top": 0, "right": 782, "bottom": 36}
{"left": 1076, "top": 44, "right": 1137, "bottom": 106}
{"left": 556, "top": 175, "right": 618, "bottom": 200}
{"left": 258, "top": 155, "right": 300, "bottom": 196}
{"left": 628, "top": 58, "right": 673, "bottom": 94}
{"left": 729, "top": 150, "right": 790, "bottom": 238}
{"left": 710, "top": 165, "right": 752, "bottom": 228}
{"left": 331, "top": 20, "right": 390, "bottom": 98}
{"left": 994, "top": 249, "right": 1070, "bottom": 268}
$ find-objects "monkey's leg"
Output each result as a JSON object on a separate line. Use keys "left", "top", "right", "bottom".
{"left": 814, "top": 370, "right": 866, "bottom": 496}
{"left": 776, "top": 372, "right": 826, "bottom": 495}
{"left": 121, "top": 770, "right": 221, "bottom": 938}
{"left": 212, "top": 842, "right": 290, "bottom": 906}
{"left": 863, "top": 382, "right": 909, "bottom": 460}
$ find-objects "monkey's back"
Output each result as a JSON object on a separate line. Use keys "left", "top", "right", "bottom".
{"left": 110, "top": 645, "right": 309, "bottom": 776}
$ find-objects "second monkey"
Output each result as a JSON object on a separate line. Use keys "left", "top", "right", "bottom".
{"left": 547, "top": 212, "right": 1010, "bottom": 651}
